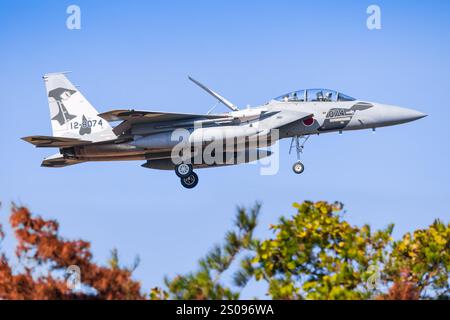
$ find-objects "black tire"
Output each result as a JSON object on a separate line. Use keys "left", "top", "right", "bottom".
{"left": 175, "top": 163, "right": 193, "bottom": 178}
{"left": 180, "top": 172, "right": 199, "bottom": 189}
{"left": 293, "top": 161, "right": 305, "bottom": 174}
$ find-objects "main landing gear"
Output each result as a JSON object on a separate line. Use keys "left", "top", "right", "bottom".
{"left": 289, "top": 135, "right": 310, "bottom": 175}
{"left": 175, "top": 163, "right": 198, "bottom": 189}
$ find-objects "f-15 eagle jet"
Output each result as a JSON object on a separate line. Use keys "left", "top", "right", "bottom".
{"left": 23, "top": 73, "right": 426, "bottom": 189}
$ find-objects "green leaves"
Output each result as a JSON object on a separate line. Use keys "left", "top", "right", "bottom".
{"left": 254, "top": 201, "right": 393, "bottom": 299}
{"left": 384, "top": 219, "right": 450, "bottom": 299}
{"left": 158, "top": 201, "right": 448, "bottom": 300}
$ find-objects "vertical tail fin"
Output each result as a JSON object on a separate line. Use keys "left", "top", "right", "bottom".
{"left": 44, "top": 73, "right": 116, "bottom": 141}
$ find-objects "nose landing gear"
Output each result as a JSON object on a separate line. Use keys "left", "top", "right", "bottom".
{"left": 293, "top": 161, "right": 305, "bottom": 174}
{"left": 289, "top": 135, "right": 310, "bottom": 175}
{"left": 175, "top": 163, "right": 198, "bottom": 189}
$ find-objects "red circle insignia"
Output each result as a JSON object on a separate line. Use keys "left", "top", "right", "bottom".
{"left": 303, "top": 117, "right": 314, "bottom": 126}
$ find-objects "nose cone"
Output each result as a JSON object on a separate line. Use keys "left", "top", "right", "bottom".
{"left": 401, "top": 108, "right": 427, "bottom": 122}
{"left": 373, "top": 104, "right": 427, "bottom": 127}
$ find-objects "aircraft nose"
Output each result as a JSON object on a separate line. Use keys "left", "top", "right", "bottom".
{"left": 401, "top": 108, "right": 427, "bottom": 122}
{"left": 374, "top": 104, "right": 427, "bottom": 126}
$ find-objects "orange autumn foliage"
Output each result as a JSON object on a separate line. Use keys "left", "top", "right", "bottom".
{"left": 377, "top": 269, "right": 421, "bottom": 300}
{"left": 0, "top": 206, "right": 144, "bottom": 300}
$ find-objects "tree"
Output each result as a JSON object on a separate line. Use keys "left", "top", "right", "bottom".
{"left": 0, "top": 205, "right": 144, "bottom": 299}
{"left": 252, "top": 201, "right": 393, "bottom": 299}
{"left": 382, "top": 219, "right": 449, "bottom": 299}
{"left": 160, "top": 201, "right": 449, "bottom": 300}
{"left": 0, "top": 201, "right": 448, "bottom": 300}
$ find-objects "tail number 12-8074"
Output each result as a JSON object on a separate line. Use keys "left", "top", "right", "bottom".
{"left": 70, "top": 119, "right": 103, "bottom": 130}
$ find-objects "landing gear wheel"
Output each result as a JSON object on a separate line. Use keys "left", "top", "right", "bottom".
{"left": 180, "top": 172, "right": 199, "bottom": 189}
{"left": 175, "top": 163, "right": 193, "bottom": 178}
{"left": 293, "top": 161, "right": 305, "bottom": 174}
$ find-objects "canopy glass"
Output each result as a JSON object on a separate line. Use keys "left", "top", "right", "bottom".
{"left": 274, "top": 89, "right": 356, "bottom": 102}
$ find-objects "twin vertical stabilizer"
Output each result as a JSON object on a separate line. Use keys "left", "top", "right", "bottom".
{"left": 43, "top": 73, "right": 116, "bottom": 141}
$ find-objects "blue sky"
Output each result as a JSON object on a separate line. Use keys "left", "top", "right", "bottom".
{"left": 0, "top": 0, "right": 449, "bottom": 298}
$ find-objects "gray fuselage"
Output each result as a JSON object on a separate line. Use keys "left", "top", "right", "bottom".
{"left": 64, "top": 99, "right": 426, "bottom": 169}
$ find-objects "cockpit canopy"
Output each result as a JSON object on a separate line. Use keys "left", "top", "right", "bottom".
{"left": 274, "top": 89, "right": 356, "bottom": 102}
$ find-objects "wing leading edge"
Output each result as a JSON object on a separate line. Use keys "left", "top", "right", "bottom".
{"left": 98, "top": 109, "right": 229, "bottom": 122}
{"left": 98, "top": 109, "right": 233, "bottom": 135}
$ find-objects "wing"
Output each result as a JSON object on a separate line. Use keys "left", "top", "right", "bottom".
{"left": 98, "top": 109, "right": 229, "bottom": 122}
{"left": 98, "top": 109, "right": 232, "bottom": 135}
{"left": 22, "top": 135, "right": 92, "bottom": 148}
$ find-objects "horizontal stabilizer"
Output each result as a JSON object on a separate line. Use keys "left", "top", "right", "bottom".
{"left": 41, "top": 153, "right": 84, "bottom": 168}
{"left": 22, "top": 135, "right": 92, "bottom": 148}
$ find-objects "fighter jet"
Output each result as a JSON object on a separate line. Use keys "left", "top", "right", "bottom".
{"left": 23, "top": 73, "right": 427, "bottom": 189}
